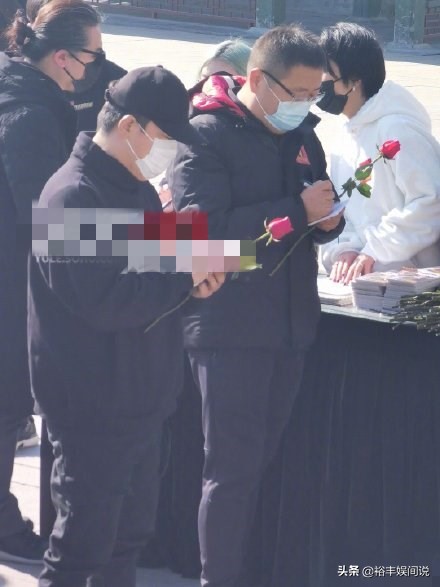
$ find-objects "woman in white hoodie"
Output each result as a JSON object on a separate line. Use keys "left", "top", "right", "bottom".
{"left": 318, "top": 23, "right": 440, "bottom": 284}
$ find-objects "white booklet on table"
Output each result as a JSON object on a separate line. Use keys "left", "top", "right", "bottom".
{"left": 317, "top": 275, "right": 353, "bottom": 306}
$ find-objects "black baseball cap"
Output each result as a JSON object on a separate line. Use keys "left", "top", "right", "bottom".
{"left": 104, "top": 65, "right": 199, "bottom": 145}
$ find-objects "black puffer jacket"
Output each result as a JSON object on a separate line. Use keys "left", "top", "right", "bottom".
{"left": 169, "top": 75, "right": 344, "bottom": 351}
{"left": 0, "top": 52, "right": 76, "bottom": 418}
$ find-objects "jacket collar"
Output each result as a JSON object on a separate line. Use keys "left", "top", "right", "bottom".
{"left": 72, "top": 132, "right": 142, "bottom": 192}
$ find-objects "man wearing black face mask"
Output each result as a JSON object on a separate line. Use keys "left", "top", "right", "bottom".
{"left": 317, "top": 23, "right": 440, "bottom": 286}
{"left": 26, "top": 0, "right": 127, "bottom": 132}
{"left": 0, "top": 0, "right": 100, "bottom": 565}
{"left": 317, "top": 76, "right": 355, "bottom": 115}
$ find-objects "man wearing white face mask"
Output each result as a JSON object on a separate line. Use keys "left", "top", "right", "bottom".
{"left": 28, "top": 66, "right": 225, "bottom": 587}
{"left": 169, "top": 26, "right": 345, "bottom": 587}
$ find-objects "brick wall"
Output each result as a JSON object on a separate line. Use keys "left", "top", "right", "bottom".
{"left": 424, "top": 0, "right": 440, "bottom": 41}
{"left": 129, "top": 0, "right": 256, "bottom": 23}
{"left": 286, "top": 0, "right": 354, "bottom": 14}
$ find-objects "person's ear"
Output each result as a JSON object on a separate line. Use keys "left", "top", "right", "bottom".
{"left": 117, "top": 115, "right": 138, "bottom": 138}
{"left": 248, "top": 68, "right": 264, "bottom": 93}
{"left": 349, "top": 79, "right": 362, "bottom": 92}
{"left": 52, "top": 49, "right": 70, "bottom": 69}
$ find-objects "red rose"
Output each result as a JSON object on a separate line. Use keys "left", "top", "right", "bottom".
{"left": 380, "top": 140, "right": 401, "bottom": 160}
{"left": 266, "top": 217, "right": 294, "bottom": 241}
{"left": 359, "top": 158, "right": 372, "bottom": 168}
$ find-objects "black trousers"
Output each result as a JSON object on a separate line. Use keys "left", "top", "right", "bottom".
{"left": 0, "top": 415, "right": 28, "bottom": 539}
{"left": 38, "top": 420, "right": 164, "bottom": 587}
{"left": 188, "top": 348, "right": 305, "bottom": 587}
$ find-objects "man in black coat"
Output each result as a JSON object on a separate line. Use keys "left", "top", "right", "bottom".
{"left": 0, "top": 48, "right": 76, "bottom": 563}
{"left": 29, "top": 66, "right": 224, "bottom": 587}
{"left": 25, "top": 0, "right": 127, "bottom": 133}
{"left": 22, "top": 1, "right": 126, "bottom": 536}
{"left": 169, "top": 25, "right": 345, "bottom": 587}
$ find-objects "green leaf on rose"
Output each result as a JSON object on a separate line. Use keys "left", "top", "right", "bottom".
{"left": 341, "top": 178, "right": 357, "bottom": 198}
{"left": 357, "top": 182, "right": 372, "bottom": 198}
{"left": 354, "top": 165, "right": 373, "bottom": 181}
{"left": 239, "top": 256, "right": 262, "bottom": 271}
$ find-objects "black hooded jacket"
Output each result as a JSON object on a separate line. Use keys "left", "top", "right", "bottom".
{"left": 28, "top": 132, "right": 194, "bottom": 432}
{"left": 0, "top": 52, "right": 76, "bottom": 418}
{"left": 169, "top": 75, "right": 344, "bottom": 351}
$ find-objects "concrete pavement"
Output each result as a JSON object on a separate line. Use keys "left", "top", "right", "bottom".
{"left": 98, "top": 14, "right": 440, "bottom": 141}
{"left": 1, "top": 13, "right": 439, "bottom": 587}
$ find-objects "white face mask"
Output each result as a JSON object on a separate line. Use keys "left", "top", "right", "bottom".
{"left": 127, "top": 126, "right": 178, "bottom": 180}
{"left": 256, "top": 76, "right": 313, "bottom": 133}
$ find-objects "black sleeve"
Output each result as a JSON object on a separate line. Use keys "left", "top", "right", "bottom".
{"left": 312, "top": 220, "right": 346, "bottom": 244}
{"left": 169, "top": 128, "right": 309, "bottom": 255}
{"left": 40, "top": 255, "right": 194, "bottom": 332}
{"left": 0, "top": 105, "right": 67, "bottom": 224}
{"left": 35, "top": 186, "right": 194, "bottom": 332}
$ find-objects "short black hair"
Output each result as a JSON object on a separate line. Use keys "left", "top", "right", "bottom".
{"left": 96, "top": 101, "right": 149, "bottom": 134}
{"left": 320, "top": 23, "right": 385, "bottom": 99}
{"left": 248, "top": 25, "right": 326, "bottom": 78}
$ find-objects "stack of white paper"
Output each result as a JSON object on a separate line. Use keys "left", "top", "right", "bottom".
{"left": 351, "top": 272, "right": 389, "bottom": 312}
{"left": 352, "top": 267, "right": 440, "bottom": 313}
{"left": 382, "top": 267, "right": 440, "bottom": 312}
{"left": 317, "top": 275, "right": 353, "bottom": 306}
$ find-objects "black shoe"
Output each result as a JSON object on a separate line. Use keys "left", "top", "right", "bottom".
{"left": 16, "top": 416, "right": 39, "bottom": 450}
{"left": 0, "top": 526, "right": 47, "bottom": 565}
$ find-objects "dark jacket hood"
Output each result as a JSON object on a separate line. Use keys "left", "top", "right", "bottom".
{"left": 0, "top": 52, "right": 75, "bottom": 135}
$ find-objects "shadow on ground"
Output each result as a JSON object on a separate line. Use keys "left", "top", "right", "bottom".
{"left": 0, "top": 562, "right": 42, "bottom": 584}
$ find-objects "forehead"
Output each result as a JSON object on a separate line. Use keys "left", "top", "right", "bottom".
{"left": 278, "top": 64, "right": 324, "bottom": 90}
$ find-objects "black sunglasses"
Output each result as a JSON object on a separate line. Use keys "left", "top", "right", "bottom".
{"left": 69, "top": 48, "right": 106, "bottom": 66}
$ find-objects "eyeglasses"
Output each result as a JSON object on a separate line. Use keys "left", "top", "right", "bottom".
{"left": 262, "top": 70, "right": 324, "bottom": 104}
{"left": 69, "top": 48, "right": 106, "bottom": 67}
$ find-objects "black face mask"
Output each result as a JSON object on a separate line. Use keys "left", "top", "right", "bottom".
{"left": 64, "top": 50, "right": 106, "bottom": 95}
{"left": 317, "top": 79, "right": 352, "bottom": 115}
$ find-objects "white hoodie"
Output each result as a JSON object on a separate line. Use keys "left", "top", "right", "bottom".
{"left": 321, "top": 80, "right": 440, "bottom": 273}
